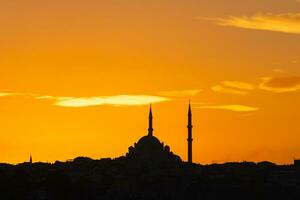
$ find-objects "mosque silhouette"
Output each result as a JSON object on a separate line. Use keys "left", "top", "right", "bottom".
{"left": 125, "top": 103, "right": 193, "bottom": 165}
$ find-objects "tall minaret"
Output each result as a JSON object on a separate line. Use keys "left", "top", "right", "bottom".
{"left": 29, "top": 155, "right": 33, "bottom": 164}
{"left": 187, "top": 101, "right": 193, "bottom": 163}
{"left": 148, "top": 105, "right": 153, "bottom": 136}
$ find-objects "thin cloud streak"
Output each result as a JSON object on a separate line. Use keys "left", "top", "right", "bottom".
{"left": 0, "top": 92, "right": 171, "bottom": 107}
{"left": 52, "top": 95, "right": 171, "bottom": 107}
{"left": 222, "top": 81, "right": 255, "bottom": 91}
{"left": 36, "top": 96, "right": 71, "bottom": 101}
{"left": 214, "top": 13, "right": 300, "bottom": 34}
{"left": 196, "top": 105, "right": 259, "bottom": 112}
{"left": 0, "top": 92, "right": 20, "bottom": 97}
{"left": 158, "top": 90, "right": 201, "bottom": 97}
{"left": 212, "top": 85, "right": 249, "bottom": 95}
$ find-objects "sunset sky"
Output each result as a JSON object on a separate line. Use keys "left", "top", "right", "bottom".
{"left": 1, "top": 0, "right": 300, "bottom": 164}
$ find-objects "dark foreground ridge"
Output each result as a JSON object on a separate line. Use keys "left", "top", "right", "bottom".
{"left": 1, "top": 158, "right": 300, "bottom": 200}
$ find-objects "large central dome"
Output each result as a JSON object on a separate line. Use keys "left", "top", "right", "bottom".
{"left": 134, "top": 135, "right": 165, "bottom": 155}
{"left": 137, "top": 135, "right": 162, "bottom": 147}
{"left": 126, "top": 134, "right": 181, "bottom": 165}
{"left": 125, "top": 107, "right": 181, "bottom": 165}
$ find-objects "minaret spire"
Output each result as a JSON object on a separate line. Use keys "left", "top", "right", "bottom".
{"left": 188, "top": 100, "right": 192, "bottom": 116}
{"left": 187, "top": 101, "right": 193, "bottom": 163}
{"left": 148, "top": 105, "right": 153, "bottom": 136}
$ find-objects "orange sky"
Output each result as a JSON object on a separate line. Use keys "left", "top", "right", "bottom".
{"left": 1, "top": 0, "right": 300, "bottom": 164}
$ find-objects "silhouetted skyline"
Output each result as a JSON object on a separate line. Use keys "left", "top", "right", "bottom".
{"left": 1, "top": 105, "right": 300, "bottom": 199}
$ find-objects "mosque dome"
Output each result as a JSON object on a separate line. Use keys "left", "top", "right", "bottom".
{"left": 134, "top": 135, "right": 164, "bottom": 155}
{"left": 125, "top": 106, "right": 182, "bottom": 165}
{"left": 137, "top": 135, "right": 162, "bottom": 147}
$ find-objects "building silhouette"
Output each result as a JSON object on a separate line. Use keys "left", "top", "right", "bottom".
{"left": 126, "top": 103, "right": 193, "bottom": 164}
{"left": 294, "top": 159, "right": 300, "bottom": 169}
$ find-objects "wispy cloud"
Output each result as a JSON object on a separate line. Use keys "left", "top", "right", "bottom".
{"left": 158, "top": 90, "right": 201, "bottom": 97}
{"left": 211, "top": 85, "right": 249, "bottom": 95}
{"left": 222, "top": 81, "right": 255, "bottom": 91}
{"left": 259, "top": 77, "right": 300, "bottom": 93}
{"left": 35, "top": 95, "right": 71, "bottom": 101}
{"left": 196, "top": 105, "right": 259, "bottom": 112}
{"left": 43, "top": 95, "right": 171, "bottom": 107}
{"left": 0, "top": 92, "right": 20, "bottom": 97}
{"left": 0, "top": 92, "right": 171, "bottom": 107}
{"left": 214, "top": 13, "right": 300, "bottom": 34}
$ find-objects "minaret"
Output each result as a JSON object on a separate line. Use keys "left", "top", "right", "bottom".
{"left": 187, "top": 101, "right": 193, "bottom": 163}
{"left": 148, "top": 105, "right": 153, "bottom": 136}
{"left": 29, "top": 155, "right": 33, "bottom": 164}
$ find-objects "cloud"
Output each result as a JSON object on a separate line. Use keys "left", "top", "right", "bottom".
{"left": 196, "top": 105, "right": 259, "bottom": 112}
{"left": 222, "top": 81, "right": 255, "bottom": 90}
{"left": 259, "top": 77, "right": 300, "bottom": 93}
{"left": 36, "top": 95, "right": 71, "bottom": 101}
{"left": 0, "top": 92, "right": 20, "bottom": 97}
{"left": 158, "top": 90, "right": 201, "bottom": 97}
{"left": 211, "top": 85, "right": 249, "bottom": 95}
{"left": 214, "top": 13, "right": 300, "bottom": 34}
{"left": 0, "top": 92, "right": 171, "bottom": 107}
{"left": 45, "top": 95, "right": 171, "bottom": 107}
